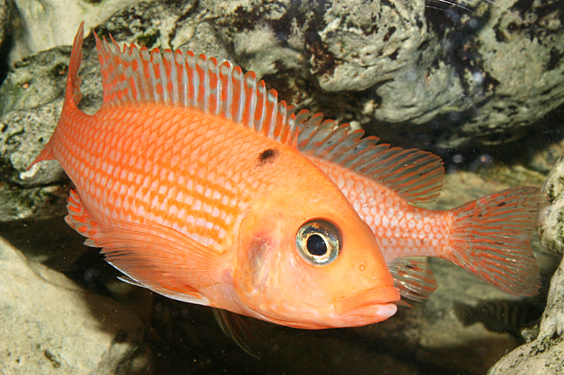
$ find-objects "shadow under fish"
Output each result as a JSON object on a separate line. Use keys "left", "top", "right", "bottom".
{"left": 454, "top": 298, "right": 545, "bottom": 340}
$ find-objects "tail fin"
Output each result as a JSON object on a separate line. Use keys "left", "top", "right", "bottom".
{"left": 447, "top": 186, "right": 548, "bottom": 296}
{"left": 27, "top": 21, "right": 85, "bottom": 170}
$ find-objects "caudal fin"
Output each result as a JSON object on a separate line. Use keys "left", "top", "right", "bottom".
{"left": 447, "top": 186, "right": 548, "bottom": 297}
{"left": 27, "top": 21, "right": 85, "bottom": 170}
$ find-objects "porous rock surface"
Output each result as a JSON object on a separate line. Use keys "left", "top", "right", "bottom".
{"left": 488, "top": 258, "right": 564, "bottom": 374}
{"left": 8, "top": 0, "right": 158, "bottom": 62}
{"left": 540, "top": 157, "right": 564, "bottom": 255}
{"left": 1, "top": 0, "right": 562, "bottom": 153}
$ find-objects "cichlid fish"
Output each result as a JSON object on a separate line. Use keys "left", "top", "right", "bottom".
{"left": 29, "top": 23, "right": 400, "bottom": 330}
{"left": 30, "top": 22, "right": 546, "bottom": 342}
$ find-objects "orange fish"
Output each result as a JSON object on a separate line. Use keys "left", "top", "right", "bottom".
{"left": 29, "top": 23, "right": 400, "bottom": 330}
{"left": 30, "top": 22, "right": 546, "bottom": 343}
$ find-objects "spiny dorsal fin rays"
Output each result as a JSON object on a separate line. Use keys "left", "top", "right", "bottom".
{"left": 94, "top": 28, "right": 443, "bottom": 198}
{"left": 93, "top": 32, "right": 300, "bottom": 147}
{"left": 297, "top": 114, "right": 445, "bottom": 204}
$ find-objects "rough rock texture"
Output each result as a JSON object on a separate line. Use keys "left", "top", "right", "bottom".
{"left": 192, "top": 0, "right": 564, "bottom": 149}
{"left": 1, "top": 0, "right": 562, "bottom": 153}
{"left": 539, "top": 157, "right": 564, "bottom": 254}
{"left": 0, "top": 236, "right": 151, "bottom": 375}
{"left": 0, "top": 0, "right": 8, "bottom": 48}
{"left": 488, "top": 260, "right": 564, "bottom": 374}
{"left": 9, "top": 0, "right": 157, "bottom": 62}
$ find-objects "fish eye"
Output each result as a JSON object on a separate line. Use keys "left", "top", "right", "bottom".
{"left": 296, "top": 219, "right": 341, "bottom": 266}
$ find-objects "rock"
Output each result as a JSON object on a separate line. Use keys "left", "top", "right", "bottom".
{"left": 0, "top": 99, "right": 70, "bottom": 221}
{"left": 0, "top": 236, "right": 152, "bottom": 375}
{"left": 1, "top": 0, "right": 561, "bottom": 154}
{"left": 0, "top": 181, "right": 69, "bottom": 222}
{"left": 0, "top": 0, "right": 9, "bottom": 48}
{"left": 530, "top": 142, "right": 564, "bottom": 175}
{"left": 488, "top": 257, "right": 564, "bottom": 375}
{"left": 8, "top": 0, "right": 158, "bottom": 62}
{"left": 540, "top": 157, "right": 564, "bottom": 254}
{"left": 218, "top": 0, "right": 564, "bottom": 148}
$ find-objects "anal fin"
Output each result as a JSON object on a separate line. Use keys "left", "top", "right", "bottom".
{"left": 389, "top": 257, "right": 438, "bottom": 303}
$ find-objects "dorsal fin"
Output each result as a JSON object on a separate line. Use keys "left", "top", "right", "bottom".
{"left": 93, "top": 32, "right": 302, "bottom": 146}
{"left": 297, "top": 114, "right": 445, "bottom": 203}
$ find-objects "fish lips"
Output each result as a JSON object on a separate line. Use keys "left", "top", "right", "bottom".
{"left": 334, "top": 286, "right": 400, "bottom": 321}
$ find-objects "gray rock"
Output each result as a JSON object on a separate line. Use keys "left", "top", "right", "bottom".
{"left": 0, "top": 236, "right": 152, "bottom": 375}
{"left": 488, "top": 257, "right": 564, "bottom": 375}
{"left": 8, "top": 0, "right": 158, "bottom": 63}
{"left": 540, "top": 157, "right": 564, "bottom": 254}
{"left": 0, "top": 181, "right": 68, "bottom": 222}
{"left": 0, "top": 47, "right": 70, "bottom": 116}
{"left": 0, "top": 99, "right": 69, "bottom": 221}
{"left": 0, "top": 0, "right": 9, "bottom": 48}
{"left": 4, "top": 0, "right": 561, "bottom": 154}
{"left": 308, "top": 0, "right": 564, "bottom": 148}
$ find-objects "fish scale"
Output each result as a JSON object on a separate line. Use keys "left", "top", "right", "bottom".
{"left": 316, "top": 157, "right": 452, "bottom": 261}
{"left": 54, "top": 105, "right": 297, "bottom": 250}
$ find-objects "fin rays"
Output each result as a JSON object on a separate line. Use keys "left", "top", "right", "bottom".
{"left": 448, "top": 186, "right": 548, "bottom": 296}
{"left": 94, "top": 33, "right": 299, "bottom": 146}
{"left": 298, "top": 117, "right": 445, "bottom": 203}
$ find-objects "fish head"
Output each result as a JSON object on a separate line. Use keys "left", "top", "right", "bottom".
{"left": 233, "top": 175, "right": 400, "bottom": 329}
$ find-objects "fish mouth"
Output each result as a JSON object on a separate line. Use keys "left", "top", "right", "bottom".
{"left": 334, "top": 286, "right": 400, "bottom": 319}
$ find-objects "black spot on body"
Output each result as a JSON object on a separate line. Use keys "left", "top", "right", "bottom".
{"left": 256, "top": 148, "right": 279, "bottom": 167}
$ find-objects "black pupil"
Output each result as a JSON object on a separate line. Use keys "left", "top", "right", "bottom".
{"left": 307, "top": 234, "right": 328, "bottom": 256}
